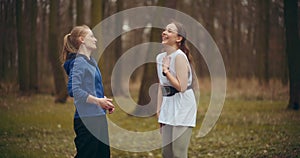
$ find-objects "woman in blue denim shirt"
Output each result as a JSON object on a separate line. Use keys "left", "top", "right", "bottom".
{"left": 61, "top": 25, "right": 114, "bottom": 158}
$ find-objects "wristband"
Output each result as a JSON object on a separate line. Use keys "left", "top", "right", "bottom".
{"left": 162, "top": 67, "right": 169, "bottom": 76}
{"left": 162, "top": 70, "right": 169, "bottom": 76}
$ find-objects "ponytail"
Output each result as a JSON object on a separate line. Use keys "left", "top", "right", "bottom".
{"left": 60, "top": 25, "right": 90, "bottom": 63}
{"left": 61, "top": 34, "right": 72, "bottom": 63}
{"left": 172, "top": 21, "right": 197, "bottom": 89}
{"left": 172, "top": 21, "right": 194, "bottom": 67}
{"left": 179, "top": 40, "right": 193, "bottom": 62}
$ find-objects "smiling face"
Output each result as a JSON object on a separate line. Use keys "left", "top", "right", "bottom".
{"left": 83, "top": 29, "right": 97, "bottom": 50}
{"left": 161, "top": 23, "right": 182, "bottom": 49}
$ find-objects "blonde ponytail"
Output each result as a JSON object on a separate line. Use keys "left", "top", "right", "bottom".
{"left": 60, "top": 25, "right": 90, "bottom": 63}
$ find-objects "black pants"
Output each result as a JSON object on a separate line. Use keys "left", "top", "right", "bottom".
{"left": 74, "top": 116, "right": 110, "bottom": 158}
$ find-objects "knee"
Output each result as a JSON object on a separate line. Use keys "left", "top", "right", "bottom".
{"left": 173, "top": 144, "right": 188, "bottom": 158}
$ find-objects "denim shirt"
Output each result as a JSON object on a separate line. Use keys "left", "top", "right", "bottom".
{"left": 71, "top": 54, "right": 106, "bottom": 118}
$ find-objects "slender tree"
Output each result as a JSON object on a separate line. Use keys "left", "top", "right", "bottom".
{"left": 91, "top": 0, "right": 103, "bottom": 28}
{"left": 137, "top": 0, "right": 181, "bottom": 107}
{"left": 1, "top": 0, "right": 18, "bottom": 85}
{"left": 255, "top": 0, "right": 271, "bottom": 84}
{"left": 76, "top": 0, "right": 84, "bottom": 25}
{"left": 284, "top": 0, "right": 300, "bottom": 110}
{"left": 113, "top": 0, "right": 124, "bottom": 96}
{"left": 99, "top": 0, "right": 116, "bottom": 96}
{"left": 16, "top": 0, "right": 30, "bottom": 93}
{"left": 48, "top": 0, "right": 68, "bottom": 103}
{"left": 0, "top": 1, "right": 3, "bottom": 81}
{"left": 29, "top": 0, "right": 38, "bottom": 92}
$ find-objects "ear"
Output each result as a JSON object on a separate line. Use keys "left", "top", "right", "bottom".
{"left": 176, "top": 36, "right": 183, "bottom": 43}
{"left": 79, "top": 36, "right": 85, "bottom": 43}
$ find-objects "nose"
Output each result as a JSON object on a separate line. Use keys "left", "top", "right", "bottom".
{"left": 162, "top": 30, "right": 167, "bottom": 36}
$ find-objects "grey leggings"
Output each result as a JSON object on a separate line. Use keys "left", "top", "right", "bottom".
{"left": 161, "top": 125, "right": 193, "bottom": 158}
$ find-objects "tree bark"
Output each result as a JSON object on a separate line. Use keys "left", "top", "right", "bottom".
{"left": 76, "top": 0, "right": 84, "bottom": 25}
{"left": 99, "top": 0, "right": 115, "bottom": 97}
{"left": 16, "top": 0, "right": 30, "bottom": 93}
{"left": 49, "top": 0, "right": 68, "bottom": 103}
{"left": 29, "top": 0, "right": 38, "bottom": 92}
{"left": 284, "top": 0, "right": 300, "bottom": 110}
{"left": 137, "top": 0, "right": 167, "bottom": 106}
{"left": 113, "top": 0, "right": 124, "bottom": 96}
{"left": 91, "top": 0, "right": 103, "bottom": 28}
{"left": 255, "top": 0, "right": 271, "bottom": 84}
{"left": 1, "top": 1, "right": 18, "bottom": 84}
{"left": 0, "top": 1, "right": 3, "bottom": 81}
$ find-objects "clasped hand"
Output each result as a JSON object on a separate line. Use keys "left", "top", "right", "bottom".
{"left": 162, "top": 56, "right": 171, "bottom": 72}
{"left": 87, "top": 95, "right": 115, "bottom": 114}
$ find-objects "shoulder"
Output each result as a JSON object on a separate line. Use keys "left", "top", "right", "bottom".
{"left": 175, "top": 50, "right": 188, "bottom": 64}
{"left": 175, "top": 50, "right": 188, "bottom": 60}
{"left": 63, "top": 57, "right": 76, "bottom": 73}
{"left": 73, "top": 55, "right": 87, "bottom": 69}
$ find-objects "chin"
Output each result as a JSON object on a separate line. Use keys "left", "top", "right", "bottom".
{"left": 162, "top": 41, "right": 168, "bottom": 45}
{"left": 162, "top": 42, "right": 172, "bottom": 46}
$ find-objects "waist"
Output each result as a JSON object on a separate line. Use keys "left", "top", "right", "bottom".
{"left": 162, "top": 85, "right": 192, "bottom": 97}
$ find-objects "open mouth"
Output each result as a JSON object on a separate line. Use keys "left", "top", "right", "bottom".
{"left": 162, "top": 36, "right": 168, "bottom": 42}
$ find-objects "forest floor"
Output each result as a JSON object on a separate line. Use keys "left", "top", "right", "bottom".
{"left": 0, "top": 79, "right": 299, "bottom": 157}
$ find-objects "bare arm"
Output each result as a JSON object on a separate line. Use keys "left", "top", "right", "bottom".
{"left": 163, "top": 54, "right": 189, "bottom": 92}
{"left": 175, "top": 55, "right": 189, "bottom": 91}
{"left": 156, "top": 84, "right": 163, "bottom": 117}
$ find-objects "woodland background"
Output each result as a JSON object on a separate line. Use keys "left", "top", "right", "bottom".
{"left": 0, "top": 0, "right": 300, "bottom": 157}
{"left": 0, "top": 0, "right": 299, "bottom": 108}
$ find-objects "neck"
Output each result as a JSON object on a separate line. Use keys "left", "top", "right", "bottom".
{"left": 164, "top": 45, "right": 178, "bottom": 55}
{"left": 78, "top": 45, "right": 92, "bottom": 59}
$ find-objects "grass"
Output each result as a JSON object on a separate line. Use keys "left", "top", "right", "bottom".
{"left": 0, "top": 79, "right": 299, "bottom": 157}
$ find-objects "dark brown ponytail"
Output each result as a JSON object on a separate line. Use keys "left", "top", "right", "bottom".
{"left": 172, "top": 21, "right": 194, "bottom": 67}
{"left": 172, "top": 21, "right": 199, "bottom": 89}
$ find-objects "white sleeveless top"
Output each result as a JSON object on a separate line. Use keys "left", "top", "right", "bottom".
{"left": 156, "top": 49, "right": 197, "bottom": 127}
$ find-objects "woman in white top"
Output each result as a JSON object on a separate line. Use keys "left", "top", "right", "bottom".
{"left": 156, "top": 21, "right": 197, "bottom": 158}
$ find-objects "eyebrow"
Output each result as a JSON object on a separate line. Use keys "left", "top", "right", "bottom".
{"left": 166, "top": 28, "right": 178, "bottom": 33}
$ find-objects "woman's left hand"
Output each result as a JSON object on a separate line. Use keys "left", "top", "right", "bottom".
{"left": 108, "top": 107, "right": 115, "bottom": 114}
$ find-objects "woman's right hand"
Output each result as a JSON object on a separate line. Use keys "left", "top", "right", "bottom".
{"left": 87, "top": 95, "right": 115, "bottom": 110}
{"left": 97, "top": 97, "right": 115, "bottom": 110}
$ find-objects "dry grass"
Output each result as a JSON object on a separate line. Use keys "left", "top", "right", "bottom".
{"left": 0, "top": 78, "right": 298, "bottom": 158}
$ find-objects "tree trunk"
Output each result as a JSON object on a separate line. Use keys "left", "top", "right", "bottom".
{"left": 29, "top": 0, "right": 38, "bottom": 92}
{"left": 284, "top": 0, "right": 300, "bottom": 110}
{"left": 113, "top": 0, "right": 124, "bottom": 96}
{"left": 137, "top": 0, "right": 167, "bottom": 106}
{"left": 255, "top": 0, "right": 271, "bottom": 84}
{"left": 91, "top": 0, "right": 103, "bottom": 28}
{"left": 76, "top": 0, "right": 84, "bottom": 25}
{"left": 1, "top": 0, "right": 18, "bottom": 85}
{"left": 99, "top": 0, "right": 115, "bottom": 97}
{"left": 49, "top": 0, "right": 68, "bottom": 103}
{"left": 16, "top": 0, "right": 30, "bottom": 93}
{"left": 0, "top": 1, "right": 3, "bottom": 81}
{"left": 231, "top": 0, "right": 240, "bottom": 78}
